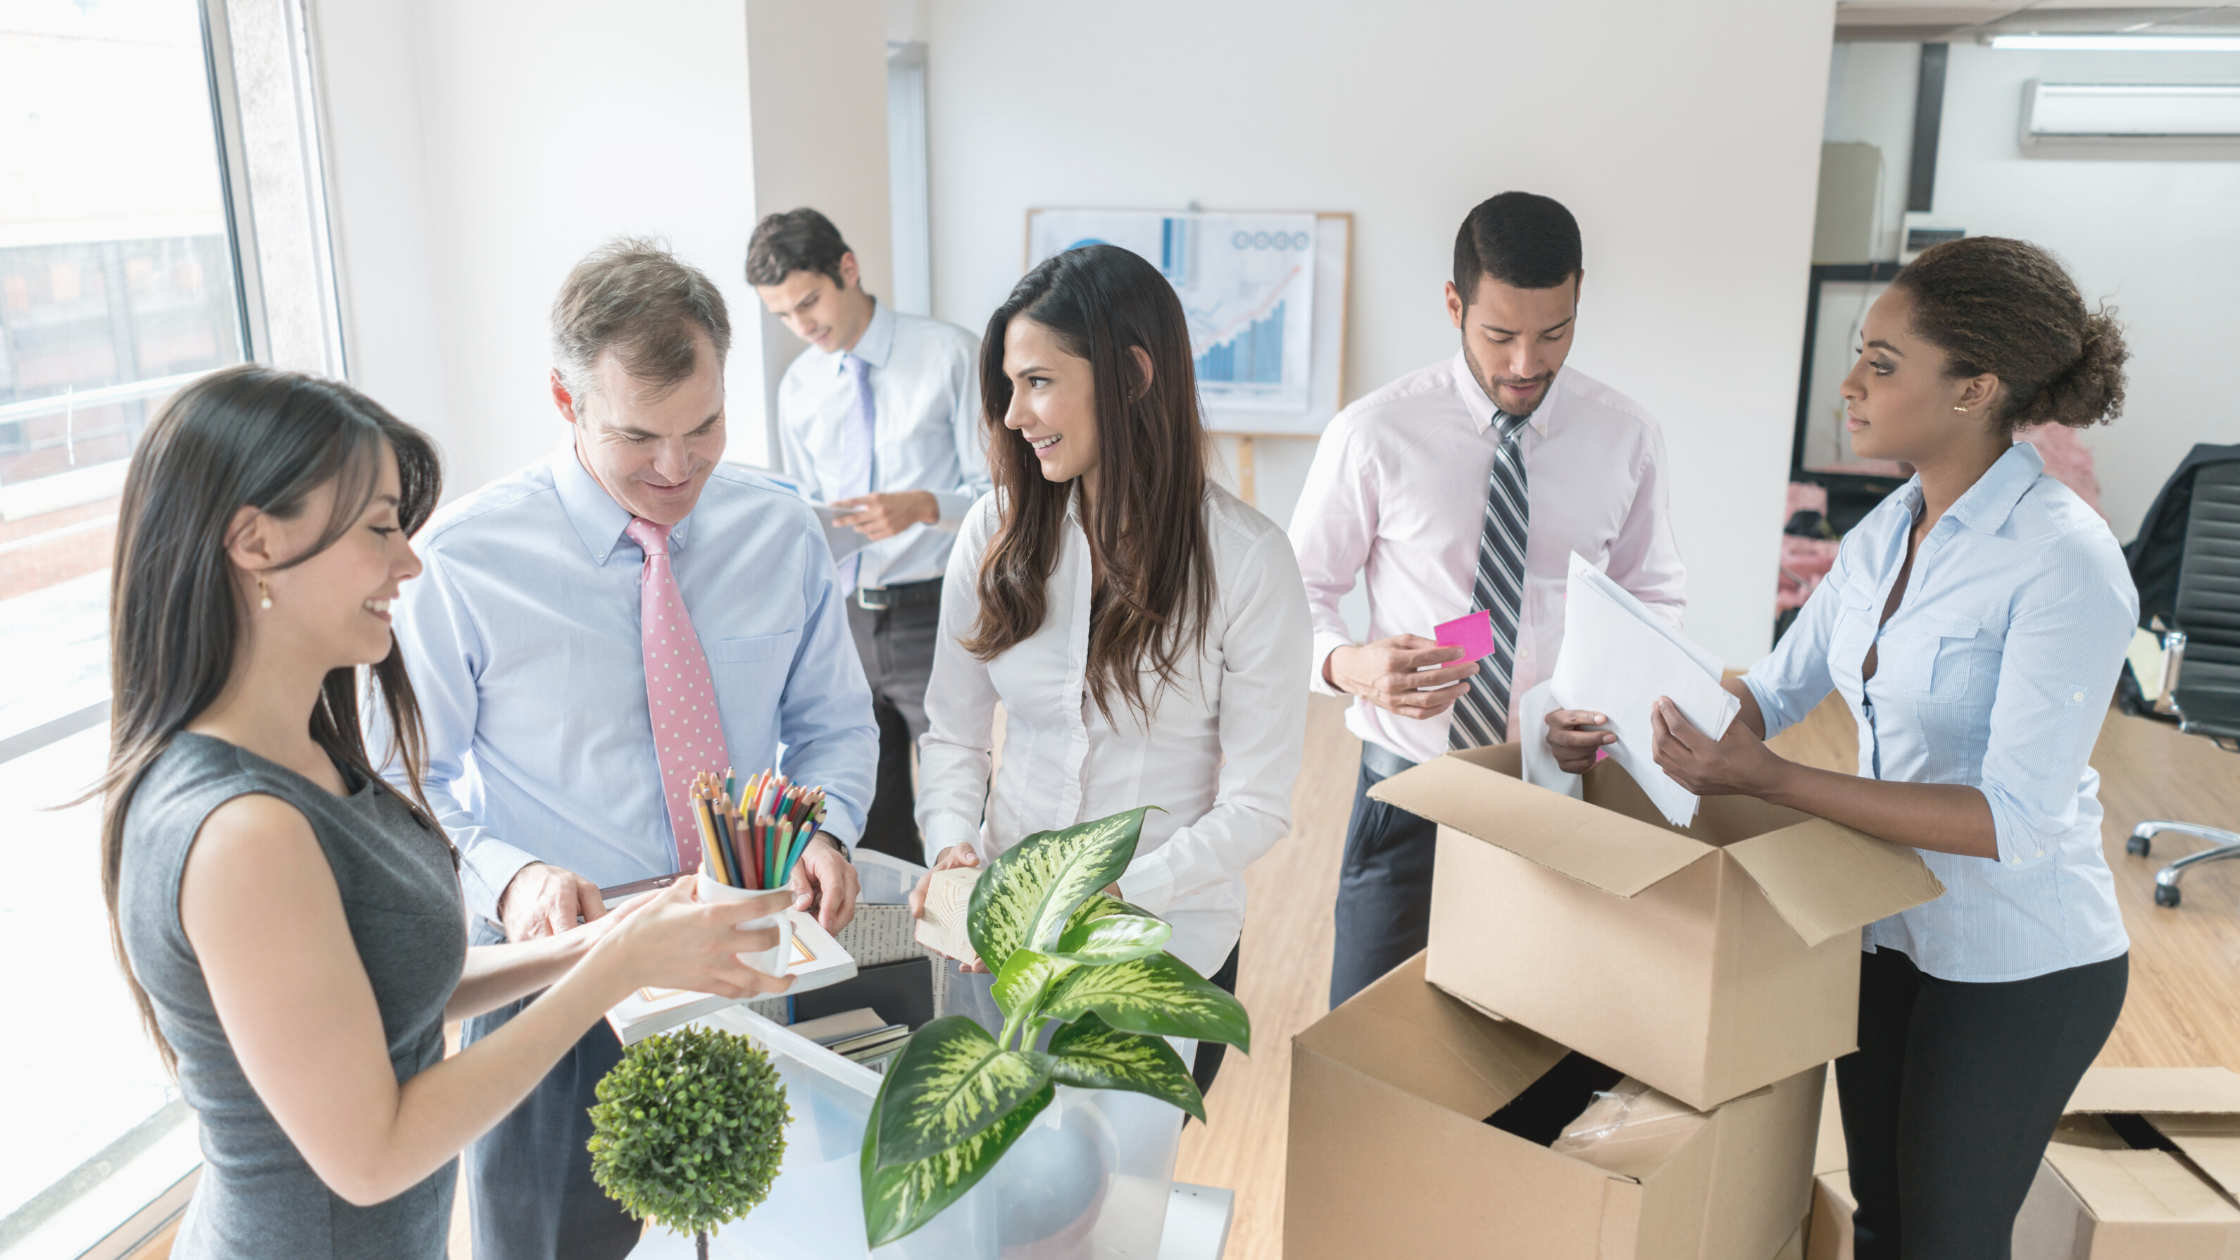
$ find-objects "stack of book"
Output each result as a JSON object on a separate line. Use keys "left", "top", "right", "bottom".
{"left": 792, "top": 1008, "right": 912, "bottom": 1073}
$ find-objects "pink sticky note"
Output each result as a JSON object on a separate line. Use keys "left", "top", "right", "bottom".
{"left": 1435, "top": 609, "right": 1495, "bottom": 662}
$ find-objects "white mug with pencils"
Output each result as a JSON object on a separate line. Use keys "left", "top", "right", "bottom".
{"left": 688, "top": 768, "right": 829, "bottom": 977}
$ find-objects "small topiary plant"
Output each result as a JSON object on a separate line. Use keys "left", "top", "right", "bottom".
{"left": 589, "top": 1024, "right": 792, "bottom": 1258}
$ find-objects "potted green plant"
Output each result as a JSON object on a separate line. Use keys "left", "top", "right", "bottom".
{"left": 589, "top": 1024, "right": 792, "bottom": 1259}
{"left": 861, "top": 806, "right": 1251, "bottom": 1248}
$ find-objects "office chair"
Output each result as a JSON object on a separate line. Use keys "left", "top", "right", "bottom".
{"left": 2123, "top": 458, "right": 2240, "bottom": 908}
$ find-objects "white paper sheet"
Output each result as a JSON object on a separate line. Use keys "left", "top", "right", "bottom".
{"left": 811, "top": 503, "right": 871, "bottom": 563}
{"left": 1548, "top": 552, "right": 1739, "bottom": 827}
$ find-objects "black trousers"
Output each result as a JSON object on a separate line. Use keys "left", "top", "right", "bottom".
{"left": 1328, "top": 744, "right": 1436, "bottom": 1009}
{"left": 845, "top": 587, "right": 940, "bottom": 864}
{"left": 1837, "top": 946, "right": 2129, "bottom": 1260}
{"left": 1191, "top": 942, "right": 1242, "bottom": 1107}
{"left": 460, "top": 924, "right": 639, "bottom": 1260}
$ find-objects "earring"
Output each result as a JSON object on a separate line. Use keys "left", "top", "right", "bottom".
{"left": 258, "top": 575, "right": 272, "bottom": 610}
{"left": 1953, "top": 406, "right": 1968, "bottom": 413}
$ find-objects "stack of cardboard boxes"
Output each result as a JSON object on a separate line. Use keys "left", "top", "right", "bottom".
{"left": 1285, "top": 744, "right": 1946, "bottom": 1260}
{"left": 1810, "top": 1067, "right": 2240, "bottom": 1257}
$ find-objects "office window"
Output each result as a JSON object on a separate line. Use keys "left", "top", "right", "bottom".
{"left": 887, "top": 41, "right": 932, "bottom": 317}
{"left": 0, "top": 1, "right": 260, "bottom": 1255}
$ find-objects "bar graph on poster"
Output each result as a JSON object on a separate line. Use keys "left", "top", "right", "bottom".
{"left": 1026, "top": 209, "right": 1350, "bottom": 438}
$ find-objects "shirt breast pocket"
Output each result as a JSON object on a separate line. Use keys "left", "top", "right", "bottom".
{"left": 1903, "top": 614, "right": 1981, "bottom": 703}
{"left": 707, "top": 631, "right": 802, "bottom": 726}
{"left": 711, "top": 633, "right": 800, "bottom": 666}
{"left": 1829, "top": 586, "right": 1879, "bottom": 685}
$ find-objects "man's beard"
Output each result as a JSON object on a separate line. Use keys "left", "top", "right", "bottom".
{"left": 1462, "top": 340, "right": 1554, "bottom": 418}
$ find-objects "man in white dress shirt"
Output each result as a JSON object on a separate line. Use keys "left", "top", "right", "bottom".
{"left": 752, "top": 209, "right": 990, "bottom": 862}
{"left": 1289, "top": 192, "right": 1687, "bottom": 1006}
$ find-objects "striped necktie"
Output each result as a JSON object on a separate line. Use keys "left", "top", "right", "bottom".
{"left": 1450, "top": 410, "right": 1531, "bottom": 750}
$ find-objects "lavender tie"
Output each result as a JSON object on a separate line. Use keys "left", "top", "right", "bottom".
{"left": 840, "top": 353, "right": 877, "bottom": 591}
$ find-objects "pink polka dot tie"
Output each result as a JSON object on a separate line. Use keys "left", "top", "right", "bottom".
{"left": 626, "top": 516, "right": 731, "bottom": 873}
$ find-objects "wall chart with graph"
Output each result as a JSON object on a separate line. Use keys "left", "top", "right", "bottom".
{"left": 1025, "top": 208, "right": 1351, "bottom": 438}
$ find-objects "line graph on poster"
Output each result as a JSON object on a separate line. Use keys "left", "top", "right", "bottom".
{"left": 1026, "top": 208, "right": 1351, "bottom": 438}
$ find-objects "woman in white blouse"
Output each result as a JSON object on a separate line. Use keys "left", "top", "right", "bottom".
{"left": 908, "top": 244, "right": 1311, "bottom": 1094}
{"left": 1653, "top": 237, "right": 2134, "bottom": 1260}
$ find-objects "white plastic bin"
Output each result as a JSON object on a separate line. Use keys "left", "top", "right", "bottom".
{"left": 689, "top": 1004, "right": 1183, "bottom": 1260}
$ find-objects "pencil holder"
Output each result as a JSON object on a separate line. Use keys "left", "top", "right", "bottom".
{"left": 696, "top": 873, "right": 791, "bottom": 979}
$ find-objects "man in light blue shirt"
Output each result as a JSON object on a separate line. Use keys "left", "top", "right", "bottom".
{"left": 380, "top": 239, "right": 875, "bottom": 1260}
{"left": 751, "top": 207, "right": 988, "bottom": 862}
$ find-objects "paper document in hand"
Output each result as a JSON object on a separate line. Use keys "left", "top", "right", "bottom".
{"left": 1549, "top": 552, "right": 1738, "bottom": 827}
{"left": 811, "top": 503, "right": 871, "bottom": 564}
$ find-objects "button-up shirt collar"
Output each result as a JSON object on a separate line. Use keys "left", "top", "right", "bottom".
{"left": 843, "top": 296, "right": 897, "bottom": 373}
{"left": 550, "top": 440, "right": 694, "bottom": 565}
{"left": 1450, "top": 349, "right": 1557, "bottom": 437}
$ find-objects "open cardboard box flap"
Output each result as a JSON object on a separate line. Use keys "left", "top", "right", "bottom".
{"left": 1370, "top": 746, "right": 1706, "bottom": 898}
{"left": 1302, "top": 944, "right": 1572, "bottom": 1121}
{"left": 1371, "top": 746, "right": 1944, "bottom": 945}
{"left": 2059, "top": 1067, "right": 2240, "bottom": 1203}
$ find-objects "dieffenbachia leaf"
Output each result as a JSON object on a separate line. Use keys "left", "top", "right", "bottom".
{"left": 871, "top": 1016, "right": 1054, "bottom": 1168}
{"left": 862, "top": 1075, "right": 1054, "bottom": 1248}
{"left": 1046, "top": 894, "right": 1172, "bottom": 966}
{"left": 991, "top": 948, "right": 1076, "bottom": 1021}
{"left": 1043, "top": 952, "right": 1252, "bottom": 1052}
{"left": 1047, "top": 1012, "right": 1206, "bottom": 1122}
{"left": 969, "top": 807, "right": 1157, "bottom": 972}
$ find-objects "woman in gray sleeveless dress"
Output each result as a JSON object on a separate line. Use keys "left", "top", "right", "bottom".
{"left": 96, "top": 367, "right": 792, "bottom": 1259}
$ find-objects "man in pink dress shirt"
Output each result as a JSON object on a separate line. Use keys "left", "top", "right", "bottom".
{"left": 1288, "top": 192, "right": 1687, "bottom": 1006}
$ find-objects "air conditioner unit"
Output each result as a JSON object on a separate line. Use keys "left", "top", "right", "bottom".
{"left": 2021, "top": 81, "right": 2240, "bottom": 149}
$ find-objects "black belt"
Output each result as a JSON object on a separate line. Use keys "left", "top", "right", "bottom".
{"left": 1361, "top": 740, "right": 1419, "bottom": 781}
{"left": 856, "top": 577, "right": 943, "bottom": 611}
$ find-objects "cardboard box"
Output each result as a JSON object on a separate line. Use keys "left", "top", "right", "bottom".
{"left": 1371, "top": 746, "right": 1944, "bottom": 1109}
{"left": 1774, "top": 1223, "right": 1805, "bottom": 1260}
{"left": 1806, "top": 1171, "right": 1854, "bottom": 1260}
{"left": 1806, "top": 1072, "right": 1853, "bottom": 1260}
{"left": 2013, "top": 1067, "right": 2240, "bottom": 1259}
{"left": 1285, "top": 952, "right": 1823, "bottom": 1260}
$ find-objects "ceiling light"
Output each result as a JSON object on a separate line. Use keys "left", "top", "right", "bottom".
{"left": 1990, "top": 35, "right": 2240, "bottom": 52}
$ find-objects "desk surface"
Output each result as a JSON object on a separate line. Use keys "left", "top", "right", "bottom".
{"left": 628, "top": 1181, "right": 1234, "bottom": 1259}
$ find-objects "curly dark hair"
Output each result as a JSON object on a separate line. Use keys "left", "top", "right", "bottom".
{"left": 1892, "top": 236, "right": 2128, "bottom": 433}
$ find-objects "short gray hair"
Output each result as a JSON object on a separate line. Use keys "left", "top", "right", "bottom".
{"left": 551, "top": 238, "right": 732, "bottom": 406}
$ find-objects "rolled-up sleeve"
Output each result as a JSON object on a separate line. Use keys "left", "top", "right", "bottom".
{"left": 1742, "top": 559, "right": 1846, "bottom": 742}
{"left": 1979, "top": 540, "right": 2138, "bottom": 869}
{"left": 1288, "top": 411, "right": 1374, "bottom": 697}
{"left": 373, "top": 551, "right": 536, "bottom": 925}
{"left": 1121, "top": 531, "right": 1312, "bottom": 914}
{"left": 915, "top": 496, "right": 1001, "bottom": 862}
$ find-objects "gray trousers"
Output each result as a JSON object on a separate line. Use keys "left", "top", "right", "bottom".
{"left": 1328, "top": 742, "right": 1435, "bottom": 1008}
{"left": 846, "top": 589, "right": 940, "bottom": 864}
{"left": 461, "top": 920, "right": 639, "bottom": 1260}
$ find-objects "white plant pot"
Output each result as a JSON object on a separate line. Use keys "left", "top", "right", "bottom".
{"left": 690, "top": 1002, "right": 1184, "bottom": 1260}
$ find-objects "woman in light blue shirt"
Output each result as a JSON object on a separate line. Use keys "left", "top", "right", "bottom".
{"left": 1651, "top": 237, "right": 2134, "bottom": 1260}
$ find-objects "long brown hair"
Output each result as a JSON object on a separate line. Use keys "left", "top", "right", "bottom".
{"left": 968, "top": 244, "right": 1215, "bottom": 725}
{"left": 90, "top": 365, "right": 442, "bottom": 1069}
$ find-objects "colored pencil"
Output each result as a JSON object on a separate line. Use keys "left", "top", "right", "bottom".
{"left": 696, "top": 796, "right": 730, "bottom": 886}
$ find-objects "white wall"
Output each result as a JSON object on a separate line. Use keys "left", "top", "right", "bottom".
{"left": 920, "top": 0, "right": 1838, "bottom": 668}
{"left": 313, "top": 0, "right": 891, "bottom": 500}
{"left": 743, "top": 0, "right": 893, "bottom": 467}
{"left": 1827, "top": 41, "right": 2240, "bottom": 542}
{"left": 1822, "top": 41, "right": 1920, "bottom": 262}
